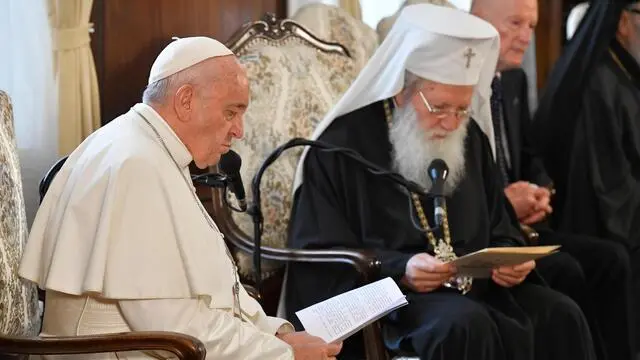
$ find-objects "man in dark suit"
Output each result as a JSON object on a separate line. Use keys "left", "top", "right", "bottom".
{"left": 472, "top": 0, "right": 635, "bottom": 359}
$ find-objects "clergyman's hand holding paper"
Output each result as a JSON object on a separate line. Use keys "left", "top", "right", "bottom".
{"left": 447, "top": 245, "right": 560, "bottom": 278}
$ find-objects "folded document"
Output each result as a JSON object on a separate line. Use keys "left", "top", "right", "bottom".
{"left": 448, "top": 245, "right": 560, "bottom": 278}
{"left": 295, "top": 277, "right": 408, "bottom": 343}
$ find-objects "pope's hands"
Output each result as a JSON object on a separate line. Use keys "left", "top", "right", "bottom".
{"left": 276, "top": 331, "right": 342, "bottom": 360}
{"left": 504, "top": 181, "right": 552, "bottom": 225}
{"left": 491, "top": 260, "right": 535, "bottom": 287}
{"left": 401, "top": 253, "right": 457, "bottom": 293}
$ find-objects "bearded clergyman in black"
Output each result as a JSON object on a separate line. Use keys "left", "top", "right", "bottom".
{"left": 283, "top": 4, "right": 596, "bottom": 360}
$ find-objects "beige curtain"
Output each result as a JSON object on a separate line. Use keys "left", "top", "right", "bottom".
{"left": 338, "top": 0, "right": 362, "bottom": 20}
{"left": 49, "top": 0, "right": 100, "bottom": 155}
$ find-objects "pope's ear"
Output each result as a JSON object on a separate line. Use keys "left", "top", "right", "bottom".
{"left": 174, "top": 84, "right": 195, "bottom": 122}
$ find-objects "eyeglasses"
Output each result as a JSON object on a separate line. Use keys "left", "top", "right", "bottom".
{"left": 418, "top": 91, "right": 473, "bottom": 120}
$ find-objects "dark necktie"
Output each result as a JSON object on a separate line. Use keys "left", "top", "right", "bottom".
{"left": 490, "top": 76, "right": 511, "bottom": 187}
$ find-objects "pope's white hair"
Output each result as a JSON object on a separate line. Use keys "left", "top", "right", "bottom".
{"left": 142, "top": 77, "right": 170, "bottom": 104}
{"left": 142, "top": 56, "right": 243, "bottom": 104}
{"left": 142, "top": 67, "right": 199, "bottom": 104}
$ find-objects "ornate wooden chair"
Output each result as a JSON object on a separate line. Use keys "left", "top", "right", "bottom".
{"left": 1, "top": 332, "right": 207, "bottom": 360}
{"left": 291, "top": 3, "right": 379, "bottom": 72}
{"left": 0, "top": 91, "right": 207, "bottom": 359}
{"left": 0, "top": 91, "right": 40, "bottom": 339}
{"left": 207, "top": 12, "right": 412, "bottom": 360}
{"left": 218, "top": 12, "right": 370, "bottom": 292}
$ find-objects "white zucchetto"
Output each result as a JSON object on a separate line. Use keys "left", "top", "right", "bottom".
{"left": 148, "top": 36, "right": 233, "bottom": 84}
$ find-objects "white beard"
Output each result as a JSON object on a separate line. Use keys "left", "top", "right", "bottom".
{"left": 389, "top": 104, "right": 468, "bottom": 196}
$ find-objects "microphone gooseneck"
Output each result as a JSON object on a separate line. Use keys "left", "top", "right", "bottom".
{"left": 427, "top": 159, "right": 449, "bottom": 228}
{"left": 191, "top": 173, "right": 228, "bottom": 188}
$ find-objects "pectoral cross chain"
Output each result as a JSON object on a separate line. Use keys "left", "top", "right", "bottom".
{"left": 232, "top": 269, "right": 242, "bottom": 319}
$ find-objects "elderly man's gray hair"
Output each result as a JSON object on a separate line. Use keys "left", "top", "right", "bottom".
{"left": 142, "top": 67, "right": 200, "bottom": 104}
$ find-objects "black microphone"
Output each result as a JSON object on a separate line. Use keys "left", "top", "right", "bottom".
{"left": 219, "top": 150, "right": 247, "bottom": 212}
{"left": 427, "top": 159, "right": 449, "bottom": 227}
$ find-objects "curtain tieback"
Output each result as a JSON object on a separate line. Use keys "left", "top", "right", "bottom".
{"left": 53, "top": 23, "right": 93, "bottom": 51}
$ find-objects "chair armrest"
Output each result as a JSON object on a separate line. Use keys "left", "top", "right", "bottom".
{"left": 238, "top": 239, "right": 381, "bottom": 282}
{"left": 210, "top": 189, "right": 381, "bottom": 282}
{"left": 230, "top": 234, "right": 381, "bottom": 283}
{"left": 0, "top": 332, "right": 206, "bottom": 360}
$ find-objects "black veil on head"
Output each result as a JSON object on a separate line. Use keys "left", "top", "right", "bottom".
{"left": 532, "top": 0, "right": 632, "bottom": 197}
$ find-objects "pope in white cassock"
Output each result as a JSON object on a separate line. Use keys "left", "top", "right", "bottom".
{"left": 18, "top": 37, "right": 342, "bottom": 360}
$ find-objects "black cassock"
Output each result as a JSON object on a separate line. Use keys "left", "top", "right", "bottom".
{"left": 540, "top": 40, "right": 640, "bottom": 348}
{"left": 499, "top": 68, "right": 635, "bottom": 360}
{"left": 541, "top": 37, "right": 640, "bottom": 251}
{"left": 285, "top": 99, "right": 595, "bottom": 360}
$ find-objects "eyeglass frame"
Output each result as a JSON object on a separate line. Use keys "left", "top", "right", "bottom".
{"left": 417, "top": 90, "right": 473, "bottom": 120}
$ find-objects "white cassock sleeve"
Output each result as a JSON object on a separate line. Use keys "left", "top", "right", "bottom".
{"left": 119, "top": 297, "right": 295, "bottom": 360}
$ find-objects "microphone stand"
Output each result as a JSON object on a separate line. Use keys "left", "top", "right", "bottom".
{"left": 191, "top": 173, "right": 229, "bottom": 188}
{"left": 192, "top": 172, "right": 248, "bottom": 213}
{"left": 247, "top": 137, "right": 432, "bottom": 291}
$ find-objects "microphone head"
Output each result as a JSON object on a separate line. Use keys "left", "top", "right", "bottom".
{"left": 218, "top": 149, "right": 247, "bottom": 211}
{"left": 428, "top": 159, "right": 449, "bottom": 183}
{"left": 219, "top": 149, "right": 242, "bottom": 175}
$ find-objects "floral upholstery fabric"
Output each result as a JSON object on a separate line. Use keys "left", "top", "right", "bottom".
{"left": 228, "top": 36, "right": 359, "bottom": 279}
{"left": 292, "top": 3, "right": 379, "bottom": 73}
{"left": 0, "top": 90, "right": 40, "bottom": 336}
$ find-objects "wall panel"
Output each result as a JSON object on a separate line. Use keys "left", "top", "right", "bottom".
{"left": 91, "top": 0, "right": 285, "bottom": 123}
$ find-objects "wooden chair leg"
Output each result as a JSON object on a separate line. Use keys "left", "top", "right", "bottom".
{"left": 363, "top": 321, "right": 389, "bottom": 360}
